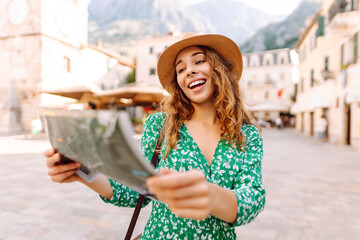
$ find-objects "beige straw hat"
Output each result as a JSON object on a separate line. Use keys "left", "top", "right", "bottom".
{"left": 157, "top": 33, "right": 243, "bottom": 91}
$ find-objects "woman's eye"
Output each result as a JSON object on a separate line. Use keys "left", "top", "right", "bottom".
{"left": 196, "top": 60, "right": 205, "bottom": 64}
{"left": 178, "top": 68, "right": 184, "bottom": 73}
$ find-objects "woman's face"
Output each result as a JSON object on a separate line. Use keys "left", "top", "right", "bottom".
{"left": 175, "top": 46, "right": 214, "bottom": 105}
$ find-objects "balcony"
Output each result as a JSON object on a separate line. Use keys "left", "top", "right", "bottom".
{"left": 328, "top": 0, "right": 360, "bottom": 30}
{"left": 247, "top": 79, "right": 276, "bottom": 87}
{"left": 321, "top": 69, "right": 335, "bottom": 80}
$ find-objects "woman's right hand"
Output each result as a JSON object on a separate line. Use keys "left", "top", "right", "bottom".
{"left": 44, "top": 148, "right": 82, "bottom": 183}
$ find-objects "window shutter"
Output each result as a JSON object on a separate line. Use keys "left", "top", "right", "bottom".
{"left": 354, "top": 32, "right": 359, "bottom": 64}
{"left": 316, "top": 16, "right": 324, "bottom": 37}
{"left": 341, "top": 44, "right": 345, "bottom": 68}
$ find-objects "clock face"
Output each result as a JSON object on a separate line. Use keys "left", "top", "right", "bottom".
{"left": 8, "top": 0, "right": 30, "bottom": 25}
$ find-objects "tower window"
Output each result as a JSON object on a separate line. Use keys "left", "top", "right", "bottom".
{"left": 63, "top": 57, "right": 71, "bottom": 73}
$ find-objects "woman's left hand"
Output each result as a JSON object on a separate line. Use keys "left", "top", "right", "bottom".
{"left": 146, "top": 168, "right": 214, "bottom": 220}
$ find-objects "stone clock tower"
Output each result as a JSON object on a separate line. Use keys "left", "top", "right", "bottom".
{"left": 0, "top": 0, "right": 88, "bottom": 135}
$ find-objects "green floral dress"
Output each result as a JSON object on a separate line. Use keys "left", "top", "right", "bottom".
{"left": 101, "top": 112, "right": 265, "bottom": 240}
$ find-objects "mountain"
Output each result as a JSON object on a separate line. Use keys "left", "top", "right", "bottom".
{"left": 239, "top": 0, "right": 322, "bottom": 53}
{"left": 189, "top": 0, "right": 284, "bottom": 45}
{"left": 88, "top": 0, "right": 215, "bottom": 56}
{"left": 87, "top": 0, "right": 281, "bottom": 57}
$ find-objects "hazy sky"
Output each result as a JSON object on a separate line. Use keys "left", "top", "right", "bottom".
{"left": 181, "top": 0, "right": 303, "bottom": 16}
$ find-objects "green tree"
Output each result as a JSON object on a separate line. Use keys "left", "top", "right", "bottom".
{"left": 126, "top": 59, "right": 136, "bottom": 84}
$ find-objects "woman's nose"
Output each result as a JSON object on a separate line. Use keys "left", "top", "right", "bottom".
{"left": 186, "top": 64, "right": 197, "bottom": 77}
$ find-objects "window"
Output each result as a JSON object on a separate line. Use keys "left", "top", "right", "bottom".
{"left": 301, "top": 78, "right": 304, "bottom": 92}
{"left": 351, "top": 0, "right": 358, "bottom": 10}
{"left": 265, "top": 91, "right": 269, "bottom": 99}
{"left": 354, "top": 32, "right": 358, "bottom": 63}
{"left": 316, "top": 16, "right": 325, "bottom": 37}
{"left": 250, "top": 55, "right": 260, "bottom": 67}
{"left": 263, "top": 53, "right": 273, "bottom": 65}
{"left": 265, "top": 74, "right": 273, "bottom": 84}
{"left": 311, "top": 69, "right": 315, "bottom": 87}
{"left": 280, "top": 73, "right": 285, "bottom": 80}
{"left": 150, "top": 68, "right": 156, "bottom": 75}
{"left": 63, "top": 57, "right": 71, "bottom": 73}
{"left": 149, "top": 47, "right": 153, "bottom": 54}
{"left": 341, "top": 43, "right": 345, "bottom": 68}
{"left": 341, "top": 33, "right": 358, "bottom": 69}
{"left": 243, "top": 57, "right": 248, "bottom": 67}
{"left": 324, "top": 56, "right": 329, "bottom": 71}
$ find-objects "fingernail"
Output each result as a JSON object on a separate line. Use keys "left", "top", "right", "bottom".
{"left": 75, "top": 163, "right": 81, "bottom": 167}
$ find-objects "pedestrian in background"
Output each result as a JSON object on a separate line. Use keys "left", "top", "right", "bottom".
{"left": 275, "top": 116, "right": 283, "bottom": 129}
{"left": 44, "top": 33, "right": 265, "bottom": 239}
{"left": 84, "top": 101, "right": 97, "bottom": 110}
{"left": 315, "top": 114, "right": 328, "bottom": 141}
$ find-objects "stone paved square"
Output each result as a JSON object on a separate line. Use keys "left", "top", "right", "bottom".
{"left": 0, "top": 129, "right": 359, "bottom": 239}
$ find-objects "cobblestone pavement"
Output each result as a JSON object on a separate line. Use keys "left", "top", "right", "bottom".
{"left": 0, "top": 129, "right": 359, "bottom": 240}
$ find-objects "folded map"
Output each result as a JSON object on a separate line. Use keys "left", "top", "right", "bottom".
{"left": 39, "top": 109, "right": 156, "bottom": 195}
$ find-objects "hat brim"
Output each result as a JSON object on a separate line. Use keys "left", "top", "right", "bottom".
{"left": 157, "top": 34, "right": 243, "bottom": 91}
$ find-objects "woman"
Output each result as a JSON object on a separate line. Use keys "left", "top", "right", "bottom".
{"left": 45, "top": 33, "right": 265, "bottom": 239}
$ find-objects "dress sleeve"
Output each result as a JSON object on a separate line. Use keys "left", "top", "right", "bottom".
{"left": 140, "top": 112, "right": 166, "bottom": 162}
{"left": 231, "top": 124, "right": 266, "bottom": 226}
{"left": 99, "top": 112, "right": 166, "bottom": 208}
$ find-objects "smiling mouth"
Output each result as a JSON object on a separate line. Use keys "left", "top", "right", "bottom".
{"left": 188, "top": 80, "right": 206, "bottom": 89}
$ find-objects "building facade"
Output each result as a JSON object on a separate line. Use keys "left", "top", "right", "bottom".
{"left": 292, "top": 0, "right": 360, "bottom": 151}
{"left": 0, "top": 0, "right": 133, "bottom": 135}
{"left": 136, "top": 32, "right": 185, "bottom": 87}
{"left": 242, "top": 49, "right": 299, "bottom": 122}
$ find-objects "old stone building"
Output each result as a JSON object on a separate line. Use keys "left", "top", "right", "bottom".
{"left": 136, "top": 32, "right": 185, "bottom": 87}
{"left": 0, "top": 0, "right": 133, "bottom": 135}
{"left": 292, "top": 0, "right": 360, "bottom": 151}
{"left": 242, "top": 49, "right": 299, "bottom": 122}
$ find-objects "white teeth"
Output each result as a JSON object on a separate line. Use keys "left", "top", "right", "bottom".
{"left": 188, "top": 80, "right": 205, "bottom": 88}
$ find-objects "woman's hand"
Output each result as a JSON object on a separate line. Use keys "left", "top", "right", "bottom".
{"left": 146, "top": 169, "right": 214, "bottom": 220}
{"left": 44, "top": 148, "right": 82, "bottom": 183}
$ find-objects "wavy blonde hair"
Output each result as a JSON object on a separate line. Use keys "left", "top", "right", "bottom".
{"left": 160, "top": 45, "right": 258, "bottom": 158}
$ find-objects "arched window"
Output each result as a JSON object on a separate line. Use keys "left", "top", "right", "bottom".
{"left": 263, "top": 53, "right": 274, "bottom": 66}
{"left": 242, "top": 57, "right": 248, "bottom": 67}
{"left": 250, "top": 55, "right": 260, "bottom": 67}
{"left": 277, "top": 51, "right": 289, "bottom": 64}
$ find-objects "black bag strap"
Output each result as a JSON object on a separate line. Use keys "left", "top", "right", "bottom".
{"left": 125, "top": 122, "right": 166, "bottom": 240}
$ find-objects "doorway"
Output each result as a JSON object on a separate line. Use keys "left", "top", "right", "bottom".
{"left": 310, "top": 112, "right": 314, "bottom": 136}
{"left": 345, "top": 104, "right": 351, "bottom": 145}
{"left": 301, "top": 113, "right": 304, "bottom": 133}
{"left": 323, "top": 108, "right": 329, "bottom": 140}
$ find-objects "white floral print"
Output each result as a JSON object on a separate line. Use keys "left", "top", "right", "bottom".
{"left": 101, "top": 112, "right": 265, "bottom": 239}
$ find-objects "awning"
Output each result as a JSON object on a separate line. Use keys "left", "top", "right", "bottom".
{"left": 249, "top": 101, "right": 291, "bottom": 112}
{"left": 345, "top": 87, "right": 360, "bottom": 103}
{"left": 94, "top": 83, "right": 170, "bottom": 106}
{"left": 42, "top": 86, "right": 96, "bottom": 101}
{"left": 42, "top": 83, "right": 169, "bottom": 107}
{"left": 345, "top": 80, "right": 360, "bottom": 103}
{"left": 291, "top": 81, "right": 335, "bottom": 114}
